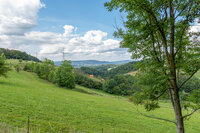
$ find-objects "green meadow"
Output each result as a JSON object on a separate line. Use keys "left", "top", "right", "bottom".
{"left": 0, "top": 70, "right": 200, "bottom": 133}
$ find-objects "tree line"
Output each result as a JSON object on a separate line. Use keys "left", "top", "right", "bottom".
{"left": 23, "top": 59, "right": 75, "bottom": 89}
{"left": 0, "top": 48, "right": 40, "bottom": 62}
{"left": 1, "top": 54, "right": 199, "bottom": 99}
{"left": 80, "top": 61, "right": 138, "bottom": 78}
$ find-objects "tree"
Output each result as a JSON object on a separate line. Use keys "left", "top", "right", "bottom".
{"left": 56, "top": 60, "right": 75, "bottom": 89}
{"left": 38, "top": 59, "right": 55, "bottom": 80}
{"left": 105, "top": 0, "right": 200, "bottom": 133}
{"left": 0, "top": 48, "right": 40, "bottom": 62}
{"left": 0, "top": 53, "right": 11, "bottom": 77}
{"left": 48, "top": 70, "right": 56, "bottom": 83}
{"left": 14, "top": 63, "right": 21, "bottom": 72}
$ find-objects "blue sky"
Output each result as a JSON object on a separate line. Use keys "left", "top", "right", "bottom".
{"left": 36, "top": 0, "right": 119, "bottom": 37}
{"left": 0, "top": 0, "right": 132, "bottom": 61}
{"left": 0, "top": 0, "right": 199, "bottom": 61}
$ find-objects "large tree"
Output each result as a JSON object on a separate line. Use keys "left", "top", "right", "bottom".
{"left": 56, "top": 60, "right": 75, "bottom": 89}
{"left": 105, "top": 0, "right": 200, "bottom": 133}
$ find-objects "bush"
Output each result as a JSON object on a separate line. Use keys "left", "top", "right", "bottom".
{"left": 14, "top": 63, "right": 21, "bottom": 72}
{"left": 103, "top": 75, "right": 140, "bottom": 96}
{"left": 75, "top": 72, "right": 103, "bottom": 90}
{"left": 56, "top": 61, "right": 75, "bottom": 89}
{"left": 0, "top": 53, "right": 11, "bottom": 77}
{"left": 24, "top": 60, "right": 75, "bottom": 89}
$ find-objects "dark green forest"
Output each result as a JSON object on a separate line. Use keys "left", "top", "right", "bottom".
{"left": 0, "top": 48, "right": 40, "bottom": 62}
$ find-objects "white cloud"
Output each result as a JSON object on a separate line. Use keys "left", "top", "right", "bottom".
{"left": 37, "top": 26, "right": 130, "bottom": 61}
{"left": 63, "top": 25, "right": 77, "bottom": 37}
{"left": 0, "top": 24, "right": 130, "bottom": 61}
{"left": 0, "top": 0, "right": 44, "bottom": 35}
{"left": 0, "top": 0, "right": 131, "bottom": 61}
{"left": 190, "top": 19, "right": 200, "bottom": 33}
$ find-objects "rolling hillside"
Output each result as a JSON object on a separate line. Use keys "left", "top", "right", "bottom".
{"left": 0, "top": 71, "right": 200, "bottom": 132}
{"left": 55, "top": 60, "right": 132, "bottom": 68}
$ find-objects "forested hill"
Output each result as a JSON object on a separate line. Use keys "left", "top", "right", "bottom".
{"left": 0, "top": 48, "right": 40, "bottom": 62}
{"left": 106, "top": 61, "right": 137, "bottom": 77}
{"left": 79, "top": 61, "right": 138, "bottom": 78}
{"left": 55, "top": 60, "right": 132, "bottom": 68}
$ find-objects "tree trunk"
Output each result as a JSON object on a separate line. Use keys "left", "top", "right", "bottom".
{"left": 171, "top": 88, "right": 185, "bottom": 133}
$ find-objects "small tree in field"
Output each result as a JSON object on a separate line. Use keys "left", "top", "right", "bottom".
{"left": 56, "top": 60, "right": 75, "bottom": 89}
{"left": 14, "top": 63, "right": 21, "bottom": 72}
{"left": 0, "top": 53, "right": 10, "bottom": 77}
{"left": 105, "top": 0, "right": 200, "bottom": 133}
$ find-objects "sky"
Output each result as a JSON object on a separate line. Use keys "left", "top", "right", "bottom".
{"left": 0, "top": 0, "right": 131, "bottom": 61}
{"left": 0, "top": 0, "right": 199, "bottom": 61}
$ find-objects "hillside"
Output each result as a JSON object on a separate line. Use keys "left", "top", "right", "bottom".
{"left": 0, "top": 48, "right": 40, "bottom": 62}
{"left": 79, "top": 61, "right": 138, "bottom": 78}
{"left": 55, "top": 60, "right": 132, "bottom": 68}
{"left": 0, "top": 70, "right": 200, "bottom": 132}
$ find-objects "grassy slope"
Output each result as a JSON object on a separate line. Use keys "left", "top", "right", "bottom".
{"left": 0, "top": 71, "right": 200, "bottom": 133}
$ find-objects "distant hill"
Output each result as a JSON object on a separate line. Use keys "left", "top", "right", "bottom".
{"left": 0, "top": 48, "right": 40, "bottom": 62}
{"left": 55, "top": 60, "right": 132, "bottom": 68}
{"left": 78, "top": 61, "right": 138, "bottom": 78}
{"left": 105, "top": 61, "right": 138, "bottom": 77}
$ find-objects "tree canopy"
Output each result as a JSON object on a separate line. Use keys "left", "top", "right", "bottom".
{"left": 0, "top": 48, "right": 40, "bottom": 62}
{"left": 105, "top": 0, "right": 200, "bottom": 132}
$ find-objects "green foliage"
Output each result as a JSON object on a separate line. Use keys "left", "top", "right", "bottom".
{"left": 103, "top": 79, "right": 117, "bottom": 93}
{"left": 38, "top": 59, "right": 55, "bottom": 80}
{"left": 106, "top": 62, "right": 137, "bottom": 78}
{"left": 14, "top": 63, "right": 21, "bottom": 72}
{"left": 24, "top": 59, "right": 75, "bottom": 89}
{"left": 90, "top": 64, "right": 117, "bottom": 72}
{"left": 23, "top": 62, "right": 36, "bottom": 72}
{"left": 179, "top": 75, "right": 200, "bottom": 100}
{"left": 0, "top": 48, "right": 40, "bottom": 62}
{"left": 0, "top": 53, "right": 11, "bottom": 77}
{"left": 105, "top": 0, "right": 200, "bottom": 122}
{"left": 74, "top": 71, "right": 102, "bottom": 90}
{"left": 56, "top": 60, "right": 75, "bottom": 89}
{"left": 103, "top": 75, "right": 140, "bottom": 96}
{"left": 79, "top": 61, "right": 138, "bottom": 78}
{"left": 48, "top": 70, "right": 56, "bottom": 83}
{"left": 80, "top": 67, "right": 105, "bottom": 77}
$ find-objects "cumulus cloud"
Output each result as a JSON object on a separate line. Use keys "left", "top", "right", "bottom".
{"left": 0, "top": 0, "right": 131, "bottom": 61}
{"left": 0, "top": 23, "right": 130, "bottom": 61}
{"left": 190, "top": 19, "right": 200, "bottom": 33}
{"left": 63, "top": 25, "right": 77, "bottom": 37}
{"left": 37, "top": 26, "right": 130, "bottom": 61}
{"left": 0, "top": 0, "right": 44, "bottom": 35}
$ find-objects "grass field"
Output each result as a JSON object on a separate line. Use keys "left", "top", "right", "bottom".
{"left": 0, "top": 70, "right": 200, "bottom": 133}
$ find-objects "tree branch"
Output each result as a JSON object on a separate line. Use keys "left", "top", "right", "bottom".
{"left": 143, "top": 7, "right": 170, "bottom": 64}
{"left": 175, "top": 0, "right": 192, "bottom": 19}
{"left": 174, "top": 0, "right": 183, "bottom": 15}
{"left": 174, "top": 26, "right": 187, "bottom": 56}
{"left": 182, "top": 108, "right": 199, "bottom": 119}
{"left": 179, "top": 68, "right": 200, "bottom": 89}
{"left": 136, "top": 108, "right": 176, "bottom": 124}
{"left": 155, "top": 89, "right": 168, "bottom": 99}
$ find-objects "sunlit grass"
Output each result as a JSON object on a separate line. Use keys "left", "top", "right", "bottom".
{"left": 0, "top": 70, "right": 199, "bottom": 132}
